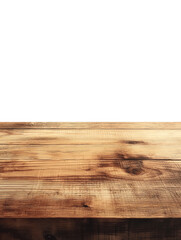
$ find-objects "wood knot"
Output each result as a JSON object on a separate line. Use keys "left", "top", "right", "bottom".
{"left": 120, "top": 160, "right": 144, "bottom": 175}
{"left": 125, "top": 166, "right": 144, "bottom": 175}
{"left": 82, "top": 203, "right": 89, "bottom": 208}
{"left": 44, "top": 234, "right": 56, "bottom": 240}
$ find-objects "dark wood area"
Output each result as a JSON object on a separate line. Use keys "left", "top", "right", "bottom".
{"left": 0, "top": 218, "right": 181, "bottom": 240}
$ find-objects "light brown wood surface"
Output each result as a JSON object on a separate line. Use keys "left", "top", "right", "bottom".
{"left": 0, "top": 123, "right": 181, "bottom": 218}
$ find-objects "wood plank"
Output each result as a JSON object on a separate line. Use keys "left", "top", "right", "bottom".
{"left": 0, "top": 159, "right": 181, "bottom": 185}
{"left": 0, "top": 122, "right": 181, "bottom": 129}
{"left": 1, "top": 159, "right": 181, "bottom": 218}
{"left": 1, "top": 182, "right": 181, "bottom": 218}
{"left": 0, "top": 129, "right": 181, "bottom": 145}
{"left": 1, "top": 144, "right": 181, "bottom": 160}
{"left": 0, "top": 218, "right": 181, "bottom": 240}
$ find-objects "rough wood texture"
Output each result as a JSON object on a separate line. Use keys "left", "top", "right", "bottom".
{"left": 0, "top": 218, "right": 181, "bottom": 240}
{"left": 0, "top": 122, "right": 181, "bottom": 129}
{"left": 0, "top": 123, "right": 181, "bottom": 218}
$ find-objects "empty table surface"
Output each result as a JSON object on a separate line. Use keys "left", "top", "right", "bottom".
{"left": 0, "top": 122, "right": 181, "bottom": 218}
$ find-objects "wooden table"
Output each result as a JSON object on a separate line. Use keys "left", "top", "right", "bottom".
{"left": 0, "top": 123, "right": 181, "bottom": 239}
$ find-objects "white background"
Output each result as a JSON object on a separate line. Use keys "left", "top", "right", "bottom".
{"left": 0, "top": 1, "right": 181, "bottom": 121}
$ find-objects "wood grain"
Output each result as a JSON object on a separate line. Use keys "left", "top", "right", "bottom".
{"left": 0, "top": 122, "right": 181, "bottom": 129}
{"left": 1, "top": 144, "right": 181, "bottom": 160}
{"left": 0, "top": 123, "right": 181, "bottom": 218}
{"left": 1, "top": 129, "right": 181, "bottom": 147}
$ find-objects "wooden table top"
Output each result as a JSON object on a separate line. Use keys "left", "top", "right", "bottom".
{"left": 0, "top": 122, "right": 181, "bottom": 218}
